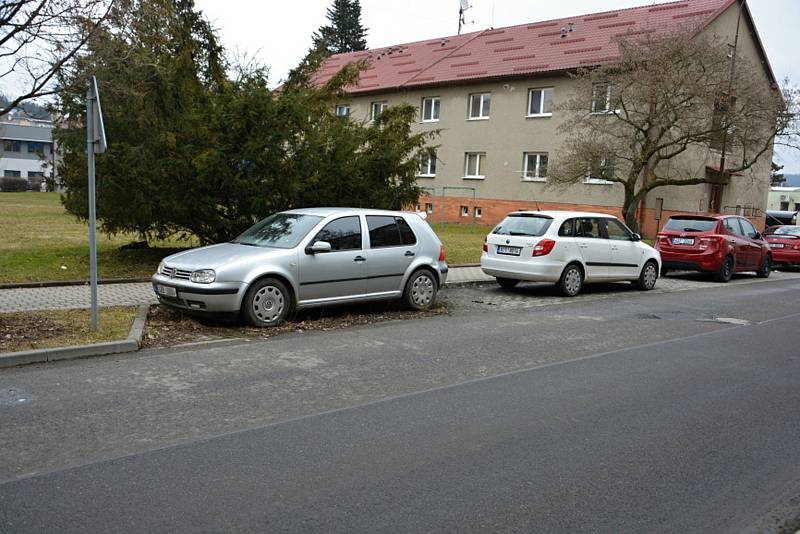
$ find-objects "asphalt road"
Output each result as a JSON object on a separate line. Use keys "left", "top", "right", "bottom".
{"left": 2, "top": 276, "right": 800, "bottom": 532}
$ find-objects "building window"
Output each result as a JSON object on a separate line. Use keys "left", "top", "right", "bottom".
{"left": 27, "top": 142, "right": 46, "bottom": 154}
{"left": 527, "top": 88, "right": 554, "bottom": 116}
{"left": 468, "top": 93, "right": 491, "bottom": 120}
{"left": 335, "top": 104, "right": 350, "bottom": 117}
{"left": 585, "top": 157, "right": 615, "bottom": 184}
{"left": 460, "top": 205, "right": 469, "bottom": 217}
{"left": 418, "top": 151, "right": 437, "bottom": 177}
{"left": 464, "top": 152, "right": 486, "bottom": 179}
{"left": 474, "top": 206, "right": 482, "bottom": 218}
{"left": 421, "top": 97, "right": 440, "bottom": 122}
{"left": 591, "top": 82, "right": 618, "bottom": 113}
{"left": 523, "top": 152, "right": 548, "bottom": 181}
{"left": 425, "top": 203, "right": 433, "bottom": 213}
{"left": 28, "top": 171, "right": 45, "bottom": 178}
{"left": 370, "top": 101, "right": 388, "bottom": 121}
{"left": 3, "top": 140, "right": 21, "bottom": 152}
{"left": 4, "top": 170, "right": 21, "bottom": 177}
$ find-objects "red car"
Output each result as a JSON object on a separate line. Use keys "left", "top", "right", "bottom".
{"left": 655, "top": 214, "right": 772, "bottom": 282}
{"left": 764, "top": 226, "right": 800, "bottom": 267}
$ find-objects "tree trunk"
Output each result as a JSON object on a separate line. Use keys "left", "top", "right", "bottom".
{"left": 623, "top": 197, "right": 640, "bottom": 234}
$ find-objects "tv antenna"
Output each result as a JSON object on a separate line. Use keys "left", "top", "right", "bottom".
{"left": 458, "top": 0, "right": 472, "bottom": 35}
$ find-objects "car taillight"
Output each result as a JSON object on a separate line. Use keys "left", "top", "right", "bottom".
{"left": 698, "top": 235, "right": 724, "bottom": 250}
{"left": 482, "top": 236, "right": 488, "bottom": 253}
{"left": 532, "top": 239, "right": 556, "bottom": 257}
{"left": 438, "top": 245, "right": 446, "bottom": 262}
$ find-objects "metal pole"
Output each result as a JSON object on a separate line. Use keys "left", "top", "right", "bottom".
{"left": 87, "top": 85, "right": 99, "bottom": 331}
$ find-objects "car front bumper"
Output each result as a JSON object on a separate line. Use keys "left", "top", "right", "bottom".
{"left": 151, "top": 274, "right": 244, "bottom": 313}
{"left": 480, "top": 255, "right": 563, "bottom": 283}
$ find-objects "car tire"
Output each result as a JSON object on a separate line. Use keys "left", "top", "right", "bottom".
{"left": 557, "top": 263, "right": 583, "bottom": 297}
{"left": 403, "top": 269, "right": 438, "bottom": 310}
{"left": 636, "top": 261, "right": 658, "bottom": 291}
{"left": 713, "top": 255, "right": 734, "bottom": 283}
{"left": 496, "top": 277, "right": 519, "bottom": 290}
{"left": 242, "top": 277, "right": 291, "bottom": 327}
{"left": 756, "top": 255, "right": 772, "bottom": 278}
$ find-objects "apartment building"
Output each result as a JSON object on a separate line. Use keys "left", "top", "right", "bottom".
{"left": 315, "top": 0, "right": 777, "bottom": 236}
{"left": 0, "top": 115, "right": 56, "bottom": 190}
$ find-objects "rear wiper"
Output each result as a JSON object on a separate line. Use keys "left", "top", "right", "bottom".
{"left": 507, "top": 231, "right": 535, "bottom": 236}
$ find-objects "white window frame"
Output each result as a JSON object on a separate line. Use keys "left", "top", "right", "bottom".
{"left": 425, "top": 203, "right": 434, "bottom": 213}
{"left": 468, "top": 93, "right": 491, "bottom": 120}
{"left": 590, "top": 82, "right": 618, "bottom": 114}
{"left": 585, "top": 157, "right": 615, "bottom": 185}
{"left": 335, "top": 104, "right": 350, "bottom": 117}
{"left": 371, "top": 101, "right": 388, "bottom": 121}
{"left": 527, "top": 88, "right": 554, "bottom": 117}
{"left": 417, "top": 151, "right": 437, "bottom": 178}
{"left": 474, "top": 206, "right": 482, "bottom": 218}
{"left": 460, "top": 205, "right": 469, "bottom": 217}
{"left": 421, "top": 97, "right": 440, "bottom": 122}
{"left": 522, "top": 152, "right": 548, "bottom": 182}
{"left": 464, "top": 152, "right": 486, "bottom": 179}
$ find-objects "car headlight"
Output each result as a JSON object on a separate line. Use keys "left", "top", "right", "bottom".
{"left": 190, "top": 269, "right": 216, "bottom": 284}
{"left": 157, "top": 261, "right": 166, "bottom": 275}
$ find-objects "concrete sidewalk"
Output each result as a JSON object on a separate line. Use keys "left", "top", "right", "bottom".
{"left": 0, "top": 266, "right": 493, "bottom": 313}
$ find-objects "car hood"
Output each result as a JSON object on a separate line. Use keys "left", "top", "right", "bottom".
{"left": 163, "top": 243, "right": 290, "bottom": 270}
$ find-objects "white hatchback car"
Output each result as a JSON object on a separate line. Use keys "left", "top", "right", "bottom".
{"left": 480, "top": 211, "right": 661, "bottom": 296}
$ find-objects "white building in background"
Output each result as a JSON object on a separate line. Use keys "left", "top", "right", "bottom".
{"left": 767, "top": 187, "right": 800, "bottom": 212}
{"left": 0, "top": 115, "right": 56, "bottom": 190}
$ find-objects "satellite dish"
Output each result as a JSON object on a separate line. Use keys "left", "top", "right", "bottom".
{"left": 460, "top": 0, "right": 470, "bottom": 11}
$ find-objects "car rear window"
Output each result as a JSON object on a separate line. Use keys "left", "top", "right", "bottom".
{"left": 492, "top": 214, "right": 552, "bottom": 237}
{"left": 663, "top": 217, "right": 718, "bottom": 233}
{"left": 773, "top": 226, "right": 800, "bottom": 235}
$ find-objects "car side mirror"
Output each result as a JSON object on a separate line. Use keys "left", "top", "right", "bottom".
{"left": 631, "top": 233, "right": 642, "bottom": 242}
{"left": 306, "top": 241, "right": 332, "bottom": 254}
{"left": 753, "top": 232, "right": 762, "bottom": 241}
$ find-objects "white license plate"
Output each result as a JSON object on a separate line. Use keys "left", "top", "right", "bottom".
{"left": 155, "top": 284, "right": 177, "bottom": 297}
{"left": 672, "top": 237, "right": 695, "bottom": 245}
{"left": 769, "top": 243, "right": 785, "bottom": 248}
{"left": 496, "top": 245, "right": 522, "bottom": 256}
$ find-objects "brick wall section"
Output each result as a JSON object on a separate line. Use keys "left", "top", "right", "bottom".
{"left": 419, "top": 194, "right": 766, "bottom": 237}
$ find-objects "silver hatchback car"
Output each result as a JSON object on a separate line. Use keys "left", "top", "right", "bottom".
{"left": 152, "top": 208, "right": 448, "bottom": 326}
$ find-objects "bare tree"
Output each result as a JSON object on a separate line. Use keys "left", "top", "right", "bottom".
{"left": 0, "top": 0, "right": 114, "bottom": 117}
{"left": 549, "top": 29, "right": 798, "bottom": 232}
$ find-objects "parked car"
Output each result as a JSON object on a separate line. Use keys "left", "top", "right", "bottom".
{"left": 655, "top": 214, "right": 772, "bottom": 282}
{"left": 480, "top": 211, "right": 661, "bottom": 296}
{"left": 152, "top": 208, "right": 448, "bottom": 326}
{"left": 764, "top": 225, "right": 800, "bottom": 267}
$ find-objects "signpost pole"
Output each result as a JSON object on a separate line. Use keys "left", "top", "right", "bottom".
{"left": 87, "top": 83, "right": 99, "bottom": 331}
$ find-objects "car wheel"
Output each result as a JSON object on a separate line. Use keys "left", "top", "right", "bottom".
{"left": 557, "top": 263, "right": 583, "bottom": 297}
{"left": 242, "top": 278, "right": 291, "bottom": 327}
{"left": 496, "top": 277, "right": 519, "bottom": 290}
{"left": 637, "top": 261, "right": 658, "bottom": 291}
{"left": 713, "top": 255, "right": 734, "bottom": 283}
{"left": 403, "top": 269, "right": 438, "bottom": 310}
{"left": 756, "top": 255, "right": 772, "bottom": 278}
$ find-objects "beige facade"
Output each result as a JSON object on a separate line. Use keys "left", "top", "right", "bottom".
{"left": 337, "top": 3, "right": 776, "bottom": 236}
{"left": 767, "top": 188, "right": 800, "bottom": 211}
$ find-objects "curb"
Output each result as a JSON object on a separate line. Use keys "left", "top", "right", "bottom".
{"left": 0, "top": 304, "right": 149, "bottom": 369}
{"left": 0, "top": 278, "right": 152, "bottom": 290}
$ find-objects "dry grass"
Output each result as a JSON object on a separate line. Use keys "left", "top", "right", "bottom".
{"left": 0, "top": 306, "right": 138, "bottom": 353}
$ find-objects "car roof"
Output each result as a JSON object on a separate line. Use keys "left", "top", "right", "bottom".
{"left": 507, "top": 210, "right": 619, "bottom": 219}
{"left": 282, "top": 207, "right": 420, "bottom": 218}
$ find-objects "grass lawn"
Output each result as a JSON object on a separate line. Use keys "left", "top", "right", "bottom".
{"left": 430, "top": 222, "right": 489, "bottom": 265}
{"left": 0, "top": 306, "right": 138, "bottom": 353}
{"left": 0, "top": 192, "right": 195, "bottom": 283}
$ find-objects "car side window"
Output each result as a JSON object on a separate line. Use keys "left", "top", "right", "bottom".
{"left": 739, "top": 218, "right": 758, "bottom": 239}
{"left": 396, "top": 217, "right": 417, "bottom": 246}
{"left": 558, "top": 219, "right": 575, "bottom": 237}
{"left": 724, "top": 218, "right": 743, "bottom": 236}
{"left": 604, "top": 218, "right": 632, "bottom": 241}
{"left": 313, "top": 216, "right": 362, "bottom": 251}
{"left": 367, "top": 215, "right": 405, "bottom": 248}
{"left": 575, "top": 218, "right": 601, "bottom": 238}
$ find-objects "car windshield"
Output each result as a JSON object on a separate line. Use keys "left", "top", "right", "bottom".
{"left": 664, "top": 217, "right": 717, "bottom": 233}
{"left": 232, "top": 213, "right": 323, "bottom": 248}
{"left": 492, "top": 214, "right": 552, "bottom": 237}
{"left": 772, "top": 226, "right": 800, "bottom": 236}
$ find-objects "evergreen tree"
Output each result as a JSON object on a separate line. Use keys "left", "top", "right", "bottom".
{"left": 771, "top": 162, "right": 785, "bottom": 186}
{"left": 311, "top": 0, "right": 368, "bottom": 56}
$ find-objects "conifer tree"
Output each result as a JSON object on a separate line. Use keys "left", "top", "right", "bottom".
{"left": 311, "top": 0, "right": 368, "bottom": 56}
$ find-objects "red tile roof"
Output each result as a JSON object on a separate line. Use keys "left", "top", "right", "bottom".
{"left": 313, "top": 0, "right": 740, "bottom": 94}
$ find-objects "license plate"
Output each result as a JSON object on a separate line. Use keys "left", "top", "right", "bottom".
{"left": 155, "top": 284, "right": 177, "bottom": 297}
{"left": 496, "top": 245, "right": 521, "bottom": 256}
{"left": 672, "top": 237, "right": 695, "bottom": 245}
{"left": 769, "top": 243, "right": 784, "bottom": 248}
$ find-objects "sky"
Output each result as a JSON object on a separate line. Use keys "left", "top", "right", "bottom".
{"left": 198, "top": 0, "right": 800, "bottom": 171}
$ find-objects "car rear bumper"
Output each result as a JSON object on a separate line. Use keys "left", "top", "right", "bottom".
{"left": 480, "top": 255, "right": 563, "bottom": 282}
{"left": 771, "top": 249, "right": 800, "bottom": 264}
{"left": 658, "top": 250, "right": 723, "bottom": 272}
{"left": 151, "top": 275, "right": 244, "bottom": 313}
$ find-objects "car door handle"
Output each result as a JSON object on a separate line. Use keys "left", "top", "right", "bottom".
{"left": 404, "top": 251, "right": 415, "bottom": 257}
{"left": 354, "top": 256, "right": 366, "bottom": 262}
